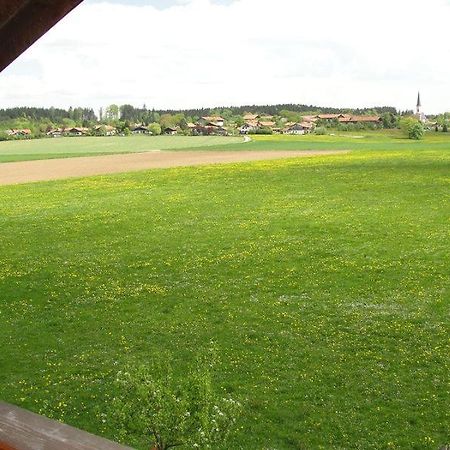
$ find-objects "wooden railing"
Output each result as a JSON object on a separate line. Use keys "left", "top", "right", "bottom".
{"left": 0, "top": 402, "right": 134, "bottom": 450}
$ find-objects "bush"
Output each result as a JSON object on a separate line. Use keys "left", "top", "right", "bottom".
{"left": 443, "top": 123, "right": 448, "bottom": 133}
{"left": 400, "top": 117, "right": 424, "bottom": 140}
{"left": 250, "top": 127, "right": 273, "bottom": 135}
{"left": 409, "top": 122, "right": 424, "bottom": 140}
{"left": 149, "top": 122, "right": 162, "bottom": 136}
{"left": 108, "top": 352, "right": 242, "bottom": 450}
{"left": 314, "top": 127, "right": 327, "bottom": 135}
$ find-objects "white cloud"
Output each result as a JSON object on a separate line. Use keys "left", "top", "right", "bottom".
{"left": 1, "top": 0, "right": 449, "bottom": 113}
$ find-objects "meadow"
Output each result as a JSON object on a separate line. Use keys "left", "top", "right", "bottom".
{"left": 2, "top": 130, "right": 450, "bottom": 164}
{"left": 0, "top": 132, "right": 449, "bottom": 449}
{"left": 0, "top": 135, "right": 244, "bottom": 163}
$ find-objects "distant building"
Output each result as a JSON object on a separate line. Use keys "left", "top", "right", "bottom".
{"left": 64, "top": 127, "right": 89, "bottom": 136}
{"left": 243, "top": 113, "right": 260, "bottom": 121}
{"left": 132, "top": 125, "right": 151, "bottom": 134}
{"left": 239, "top": 120, "right": 259, "bottom": 134}
{"left": 338, "top": 115, "right": 382, "bottom": 125}
{"left": 198, "top": 116, "right": 225, "bottom": 127}
{"left": 7, "top": 128, "right": 32, "bottom": 137}
{"left": 193, "top": 124, "right": 227, "bottom": 136}
{"left": 258, "top": 120, "right": 276, "bottom": 128}
{"left": 94, "top": 125, "right": 117, "bottom": 136}
{"left": 164, "top": 127, "right": 178, "bottom": 135}
{"left": 284, "top": 122, "right": 314, "bottom": 135}
{"left": 47, "top": 128, "right": 63, "bottom": 138}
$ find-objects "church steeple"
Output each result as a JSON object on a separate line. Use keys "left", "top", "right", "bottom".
{"left": 415, "top": 91, "right": 426, "bottom": 123}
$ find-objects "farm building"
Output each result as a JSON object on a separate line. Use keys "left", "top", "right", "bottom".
{"left": 164, "top": 127, "right": 178, "bottom": 135}
{"left": 132, "top": 125, "right": 151, "bottom": 134}
{"left": 284, "top": 122, "right": 314, "bottom": 135}
{"left": 64, "top": 127, "right": 88, "bottom": 136}
{"left": 239, "top": 121, "right": 259, "bottom": 134}
{"left": 258, "top": 121, "right": 276, "bottom": 128}
{"left": 6, "top": 128, "right": 32, "bottom": 136}
{"left": 192, "top": 124, "right": 227, "bottom": 136}
{"left": 198, "top": 116, "right": 225, "bottom": 127}
{"left": 338, "top": 115, "right": 382, "bottom": 125}
{"left": 243, "top": 113, "right": 260, "bottom": 121}
{"left": 46, "top": 128, "right": 63, "bottom": 138}
{"left": 94, "top": 125, "right": 117, "bottom": 136}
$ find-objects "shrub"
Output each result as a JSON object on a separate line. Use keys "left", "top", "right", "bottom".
{"left": 408, "top": 122, "right": 424, "bottom": 140}
{"left": 314, "top": 127, "right": 327, "bottom": 135}
{"left": 250, "top": 127, "right": 273, "bottom": 135}
{"left": 399, "top": 117, "right": 424, "bottom": 140}
{"left": 149, "top": 123, "right": 162, "bottom": 136}
{"left": 443, "top": 123, "right": 448, "bottom": 133}
{"left": 108, "top": 352, "right": 242, "bottom": 450}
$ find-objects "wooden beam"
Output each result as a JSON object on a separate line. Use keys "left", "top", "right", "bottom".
{"left": 0, "top": 402, "right": 134, "bottom": 450}
{"left": 0, "top": 0, "right": 84, "bottom": 72}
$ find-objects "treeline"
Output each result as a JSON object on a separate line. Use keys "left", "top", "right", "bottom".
{"left": 0, "top": 106, "right": 96, "bottom": 123}
{"left": 157, "top": 104, "right": 398, "bottom": 119}
{"left": 0, "top": 103, "right": 400, "bottom": 125}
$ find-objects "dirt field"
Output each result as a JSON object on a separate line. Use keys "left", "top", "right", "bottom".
{"left": 0, "top": 150, "right": 345, "bottom": 186}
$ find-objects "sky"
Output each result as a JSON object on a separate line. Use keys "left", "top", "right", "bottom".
{"left": 1, "top": 0, "right": 449, "bottom": 114}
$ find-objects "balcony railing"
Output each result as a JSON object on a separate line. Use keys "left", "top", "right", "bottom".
{"left": 0, "top": 402, "right": 134, "bottom": 450}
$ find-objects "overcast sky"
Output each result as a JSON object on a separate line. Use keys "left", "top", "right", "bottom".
{"left": 1, "top": 0, "right": 449, "bottom": 114}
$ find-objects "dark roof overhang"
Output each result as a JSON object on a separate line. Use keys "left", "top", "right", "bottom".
{"left": 0, "top": 0, "right": 84, "bottom": 72}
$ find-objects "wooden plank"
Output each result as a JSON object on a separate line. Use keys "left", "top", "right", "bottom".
{"left": 0, "top": 402, "right": 134, "bottom": 450}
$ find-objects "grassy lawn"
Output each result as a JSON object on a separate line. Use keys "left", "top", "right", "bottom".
{"left": 0, "top": 135, "right": 244, "bottom": 163}
{"left": 0, "top": 138, "right": 449, "bottom": 449}
{"left": 186, "top": 130, "right": 450, "bottom": 152}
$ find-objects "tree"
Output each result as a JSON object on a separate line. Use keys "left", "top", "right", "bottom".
{"left": 119, "top": 104, "right": 136, "bottom": 122}
{"left": 159, "top": 114, "right": 175, "bottom": 129}
{"left": 381, "top": 112, "right": 397, "bottom": 129}
{"left": 148, "top": 122, "right": 162, "bottom": 135}
{"left": 105, "top": 104, "right": 119, "bottom": 122}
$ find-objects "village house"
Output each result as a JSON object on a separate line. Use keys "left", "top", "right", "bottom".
{"left": 243, "top": 113, "right": 260, "bottom": 121}
{"left": 258, "top": 120, "right": 276, "bottom": 129}
{"left": 193, "top": 123, "right": 227, "bottom": 136}
{"left": 198, "top": 116, "right": 225, "bottom": 127}
{"left": 338, "top": 115, "right": 382, "bottom": 125}
{"left": 132, "top": 125, "right": 151, "bottom": 134}
{"left": 94, "top": 125, "right": 117, "bottom": 136}
{"left": 7, "top": 128, "right": 32, "bottom": 137}
{"left": 284, "top": 122, "right": 314, "bottom": 135}
{"left": 46, "top": 128, "right": 63, "bottom": 138}
{"left": 302, "top": 115, "right": 318, "bottom": 123}
{"left": 63, "top": 127, "right": 89, "bottom": 136}
{"left": 239, "top": 120, "right": 259, "bottom": 134}
{"left": 316, "top": 114, "right": 340, "bottom": 121}
{"left": 164, "top": 126, "right": 178, "bottom": 135}
{"left": 240, "top": 118, "right": 277, "bottom": 134}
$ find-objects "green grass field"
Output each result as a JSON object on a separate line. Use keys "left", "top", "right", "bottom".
{"left": 0, "top": 133, "right": 449, "bottom": 449}
{"left": 2, "top": 131, "right": 450, "bottom": 164}
{"left": 0, "top": 135, "right": 244, "bottom": 163}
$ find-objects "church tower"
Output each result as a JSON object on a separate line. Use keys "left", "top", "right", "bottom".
{"left": 416, "top": 91, "right": 426, "bottom": 123}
